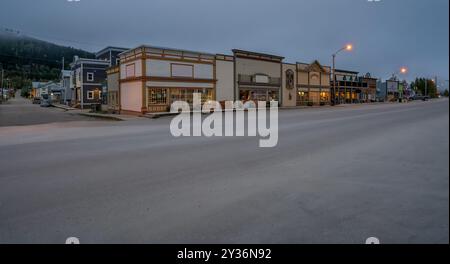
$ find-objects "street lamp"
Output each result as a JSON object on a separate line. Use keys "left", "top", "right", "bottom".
{"left": 389, "top": 67, "right": 408, "bottom": 80}
{"left": 425, "top": 77, "right": 437, "bottom": 98}
{"left": 332, "top": 44, "right": 353, "bottom": 105}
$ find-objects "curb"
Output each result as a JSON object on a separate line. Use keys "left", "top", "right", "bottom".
{"left": 142, "top": 112, "right": 179, "bottom": 119}
{"left": 52, "top": 104, "right": 77, "bottom": 111}
{"left": 77, "top": 113, "right": 123, "bottom": 121}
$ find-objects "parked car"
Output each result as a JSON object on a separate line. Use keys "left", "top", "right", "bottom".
{"left": 411, "top": 95, "right": 430, "bottom": 101}
{"left": 40, "top": 94, "right": 51, "bottom": 107}
{"left": 32, "top": 97, "right": 41, "bottom": 104}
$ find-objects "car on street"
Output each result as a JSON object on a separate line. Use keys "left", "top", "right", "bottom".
{"left": 32, "top": 97, "right": 41, "bottom": 104}
{"left": 40, "top": 94, "right": 51, "bottom": 107}
{"left": 412, "top": 95, "right": 430, "bottom": 101}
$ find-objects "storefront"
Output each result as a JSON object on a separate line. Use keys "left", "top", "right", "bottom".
{"left": 233, "top": 49, "right": 283, "bottom": 106}
{"left": 119, "top": 45, "right": 217, "bottom": 114}
{"left": 147, "top": 87, "right": 214, "bottom": 112}
{"left": 361, "top": 73, "right": 378, "bottom": 102}
{"left": 296, "top": 61, "right": 331, "bottom": 106}
{"left": 332, "top": 69, "right": 370, "bottom": 104}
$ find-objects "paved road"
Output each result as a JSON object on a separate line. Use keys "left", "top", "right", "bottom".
{"left": 0, "top": 93, "right": 97, "bottom": 126}
{"left": 0, "top": 99, "right": 448, "bottom": 243}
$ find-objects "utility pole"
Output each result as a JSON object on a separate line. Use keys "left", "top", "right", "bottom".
{"left": 425, "top": 78, "right": 428, "bottom": 98}
{"left": 332, "top": 54, "right": 336, "bottom": 105}
{"left": 435, "top": 76, "right": 438, "bottom": 96}
{"left": 62, "top": 57, "right": 66, "bottom": 103}
{"left": 0, "top": 65, "right": 3, "bottom": 102}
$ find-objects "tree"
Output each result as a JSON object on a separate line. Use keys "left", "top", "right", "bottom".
{"left": 411, "top": 78, "right": 438, "bottom": 98}
{"left": 444, "top": 89, "right": 449, "bottom": 97}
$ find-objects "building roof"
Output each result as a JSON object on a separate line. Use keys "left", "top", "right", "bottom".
{"left": 119, "top": 45, "right": 216, "bottom": 57}
{"left": 335, "top": 69, "right": 359, "bottom": 74}
{"left": 61, "top": 70, "right": 71, "bottom": 77}
{"left": 70, "top": 57, "right": 111, "bottom": 67}
{"left": 297, "top": 60, "right": 330, "bottom": 72}
{"left": 40, "top": 81, "right": 64, "bottom": 91}
{"left": 232, "top": 49, "right": 285, "bottom": 61}
{"left": 32, "top": 81, "right": 47, "bottom": 89}
{"left": 95, "top": 46, "right": 129, "bottom": 58}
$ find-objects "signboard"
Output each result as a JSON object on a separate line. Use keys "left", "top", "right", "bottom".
{"left": 254, "top": 75, "right": 269, "bottom": 84}
{"left": 387, "top": 80, "right": 398, "bottom": 93}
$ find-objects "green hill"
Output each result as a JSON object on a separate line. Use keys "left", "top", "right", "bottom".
{"left": 0, "top": 28, "right": 94, "bottom": 91}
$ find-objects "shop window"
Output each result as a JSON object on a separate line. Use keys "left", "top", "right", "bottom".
{"left": 268, "top": 90, "right": 279, "bottom": 101}
{"left": 148, "top": 88, "right": 167, "bottom": 105}
{"left": 240, "top": 89, "right": 267, "bottom": 102}
{"left": 297, "top": 91, "right": 309, "bottom": 105}
{"left": 320, "top": 91, "right": 329, "bottom": 102}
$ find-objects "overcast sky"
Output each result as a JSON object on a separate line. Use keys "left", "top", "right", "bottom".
{"left": 1, "top": 0, "right": 449, "bottom": 86}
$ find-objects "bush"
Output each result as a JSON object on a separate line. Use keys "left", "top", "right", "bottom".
{"left": 20, "top": 88, "right": 30, "bottom": 98}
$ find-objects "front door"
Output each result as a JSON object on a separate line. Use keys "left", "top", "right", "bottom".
{"left": 93, "top": 89, "right": 101, "bottom": 101}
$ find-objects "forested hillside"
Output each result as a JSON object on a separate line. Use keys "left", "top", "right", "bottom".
{"left": 0, "top": 28, "right": 94, "bottom": 91}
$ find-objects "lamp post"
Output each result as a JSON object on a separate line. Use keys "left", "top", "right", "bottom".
{"left": 332, "top": 44, "right": 353, "bottom": 105}
{"left": 0, "top": 64, "right": 3, "bottom": 104}
{"left": 423, "top": 76, "right": 436, "bottom": 98}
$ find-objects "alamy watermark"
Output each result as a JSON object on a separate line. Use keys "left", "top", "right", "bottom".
{"left": 169, "top": 93, "right": 279, "bottom": 148}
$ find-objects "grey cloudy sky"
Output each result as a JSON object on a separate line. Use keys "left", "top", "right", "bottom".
{"left": 1, "top": 0, "right": 449, "bottom": 85}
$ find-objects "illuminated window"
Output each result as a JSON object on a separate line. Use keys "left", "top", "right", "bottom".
{"left": 148, "top": 88, "right": 167, "bottom": 105}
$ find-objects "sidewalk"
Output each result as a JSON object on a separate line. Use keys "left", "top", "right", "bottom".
{"left": 52, "top": 103, "right": 77, "bottom": 111}
{"left": 52, "top": 103, "right": 145, "bottom": 121}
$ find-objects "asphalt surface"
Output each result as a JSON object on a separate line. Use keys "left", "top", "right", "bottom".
{"left": 0, "top": 97, "right": 448, "bottom": 244}
{"left": 0, "top": 94, "right": 98, "bottom": 126}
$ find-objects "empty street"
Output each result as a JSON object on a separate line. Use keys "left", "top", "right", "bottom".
{"left": 0, "top": 99, "right": 448, "bottom": 244}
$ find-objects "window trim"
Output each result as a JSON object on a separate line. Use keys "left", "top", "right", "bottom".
{"left": 170, "top": 63, "right": 194, "bottom": 78}
{"left": 125, "top": 63, "right": 136, "bottom": 78}
{"left": 87, "top": 72, "right": 94, "bottom": 82}
{"left": 87, "top": 91, "right": 94, "bottom": 100}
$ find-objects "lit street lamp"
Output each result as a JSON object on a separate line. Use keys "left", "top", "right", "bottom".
{"left": 332, "top": 44, "right": 353, "bottom": 105}
{"left": 425, "top": 77, "right": 437, "bottom": 98}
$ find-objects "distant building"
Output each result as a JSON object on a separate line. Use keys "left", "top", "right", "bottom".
{"left": 361, "top": 73, "right": 378, "bottom": 102}
{"left": 31, "top": 81, "right": 47, "bottom": 98}
{"left": 95, "top": 46, "right": 128, "bottom": 67}
{"left": 376, "top": 77, "right": 400, "bottom": 102}
{"left": 331, "top": 69, "right": 377, "bottom": 104}
{"left": 69, "top": 47, "right": 128, "bottom": 109}
{"left": 60, "top": 70, "right": 72, "bottom": 104}
{"left": 106, "top": 65, "right": 120, "bottom": 113}
{"left": 70, "top": 57, "right": 109, "bottom": 108}
{"left": 39, "top": 81, "right": 64, "bottom": 102}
